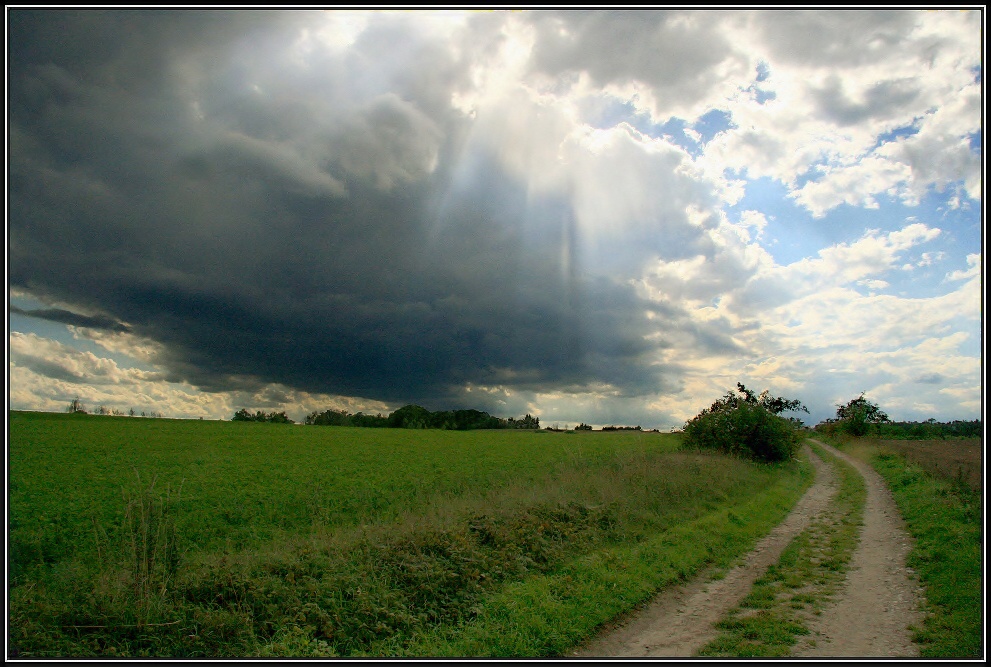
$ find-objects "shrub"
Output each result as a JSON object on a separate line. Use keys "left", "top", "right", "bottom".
{"left": 682, "top": 384, "right": 807, "bottom": 463}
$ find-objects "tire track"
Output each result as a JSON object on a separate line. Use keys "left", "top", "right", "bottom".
{"left": 791, "top": 439, "right": 924, "bottom": 657}
{"left": 575, "top": 444, "right": 837, "bottom": 657}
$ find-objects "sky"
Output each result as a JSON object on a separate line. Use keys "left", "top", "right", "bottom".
{"left": 6, "top": 8, "right": 984, "bottom": 429}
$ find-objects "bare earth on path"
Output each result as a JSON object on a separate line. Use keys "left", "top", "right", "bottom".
{"left": 575, "top": 440, "right": 925, "bottom": 658}
{"left": 574, "top": 444, "right": 837, "bottom": 657}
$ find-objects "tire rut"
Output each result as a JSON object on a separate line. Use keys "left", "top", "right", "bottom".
{"left": 574, "top": 443, "right": 837, "bottom": 657}
{"left": 575, "top": 440, "right": 924, "bottom": 658}
{"left": 792, "top": 439, "right": 924, "bottom": 657}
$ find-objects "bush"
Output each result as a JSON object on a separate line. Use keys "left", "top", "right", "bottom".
{"left": 682, "top": 384, "right": 806, "bottom": 463}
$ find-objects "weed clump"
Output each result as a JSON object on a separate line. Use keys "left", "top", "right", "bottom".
{"left": 122, "top": 471, "right": 184, "bottom": 626}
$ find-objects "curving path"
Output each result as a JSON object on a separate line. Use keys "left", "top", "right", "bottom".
{"left": 574, "top": 440, "right": 924, "bottom": 658}
{"left": 791, "top": 439, "right": 924, "bottom": 657}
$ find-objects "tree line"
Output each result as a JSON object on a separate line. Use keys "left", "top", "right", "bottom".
{"left": 232, "top": 404, "right": 543, "bottom": 431}
{"left": 231, "top": 409, "right": 294, "bottom": 424}
{"left": 66, "top": 398, "right": 165, "bottom": 418}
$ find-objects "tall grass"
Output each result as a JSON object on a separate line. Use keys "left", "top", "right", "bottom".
{"left": 9, "top": 411, "right": 810, "bottom": 657}
{"left": 121, "top": 471, "right": 184, "bottom": 628}
{"left": 393, "top": 455, "right": 813, "bottom": 657}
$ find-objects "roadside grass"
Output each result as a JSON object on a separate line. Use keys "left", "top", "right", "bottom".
{"left": 374, "top": 451, "right": 813, "bottom": 657}
{"left": 696, "top": 441, "right": 866, "bottom": 657}
{"left": 863, "top": 444, "right": 982, "bottom": 658}
{"left": 8, "top": 411, "right": 812, "bottom": 658}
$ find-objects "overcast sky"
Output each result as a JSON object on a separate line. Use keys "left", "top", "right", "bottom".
{"left": 7, "top": 9, "right": 983, "bottom": 428}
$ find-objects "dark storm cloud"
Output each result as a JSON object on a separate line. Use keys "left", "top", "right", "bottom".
{"left": 8, "top": 10, "right": 679, "bottom": 408}
{"left": 9, "top": 305, "right": 130, "bottom": 332}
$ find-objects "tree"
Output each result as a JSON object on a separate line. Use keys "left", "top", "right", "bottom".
{"left": 388, "top": 404, "right": 432, "bottom": 429}
{"left": 67, "top": 397, "right": 86, "bottom": 414}
{"left": 232, "top": 408, "right": 294, "bottom": 423}
{"left": 682, "top": 383, "right": 808, "bottom": 463}
{"left": 835, "top": 393, "right": 889, "bottom": 436}
{"left": 307, "top": 409, "right": 353, "bottom": 426}
{"left": 266, "top": 411, "right": 294, "bottom": 424}
{"left": 513, "top": 413, "right": 539, "bottom": 429}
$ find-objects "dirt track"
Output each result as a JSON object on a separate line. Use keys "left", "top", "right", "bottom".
{"left": 575, "top": 439, "right": 924, "bottom": 658}
{"left": 792, "top": 440, "right": 923, "bottom": 657}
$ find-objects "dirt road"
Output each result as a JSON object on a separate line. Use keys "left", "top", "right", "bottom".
{"left": 575, "top": 440, "right": 924, "bottom": 658}
{"left": 791, "top": 440, "right": 923, "bottom": 657}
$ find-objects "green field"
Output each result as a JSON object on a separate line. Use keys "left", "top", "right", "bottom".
{"left": 8, "top": 411, "right": 813, "bottom": 657}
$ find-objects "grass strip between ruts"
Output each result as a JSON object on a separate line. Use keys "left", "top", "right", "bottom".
{"left": 696, "top": 441, "right": 866, "bottom": 657}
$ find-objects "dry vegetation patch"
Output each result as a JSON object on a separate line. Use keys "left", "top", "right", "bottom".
{"left": 862, "top": 438, "right": 981, "bottom": 493}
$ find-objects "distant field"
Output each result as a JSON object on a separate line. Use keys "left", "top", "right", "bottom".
{"left": 7, "top": 411, "right": 811, "bottom": 658}
{"left": 857, "top": 437, "right": 981, "bottom": 493}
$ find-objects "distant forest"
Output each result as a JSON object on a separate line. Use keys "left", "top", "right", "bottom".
{"left": 814, "top": 417, "right": 981, "bottom": 439}
{"left": 871, "top": 419, "right": 981, "bottom": 439}
{"left": 233, "top": 404, "right": 657, "bottom": 432}
{"left": 233, "top": 404, "right": 544, "bottom": 431}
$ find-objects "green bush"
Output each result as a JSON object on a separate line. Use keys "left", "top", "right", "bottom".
{"left": 682, "top": 384, "right": 806, "bottom": 463}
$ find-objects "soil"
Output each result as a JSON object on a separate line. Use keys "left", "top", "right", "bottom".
{"left": 574, "top": 439, "right": 925, "bottom": 658}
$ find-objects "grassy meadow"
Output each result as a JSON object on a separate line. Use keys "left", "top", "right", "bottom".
{"left": 8, "top": 410, "right": 812, "bottom": 658}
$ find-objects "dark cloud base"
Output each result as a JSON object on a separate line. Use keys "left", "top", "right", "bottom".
{"left": 7, "top": 10, "right": 694, "bottom": 412}
{"left": 9, "top": 305, "right": 130, "bottom": 332}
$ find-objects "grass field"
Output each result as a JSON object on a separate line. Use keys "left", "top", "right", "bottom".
{"left": 861, "top": 437, "right": 980, "bottom": 493}
{"left": 8, "top": 411, "right": 812, "bottom": 658}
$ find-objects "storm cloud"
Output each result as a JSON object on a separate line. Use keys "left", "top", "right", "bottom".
{"left": 7, "top": 10, "right": 982, "bottom": 426}
{"left": 8, "top": 9, "right": 703, "bottom": 411}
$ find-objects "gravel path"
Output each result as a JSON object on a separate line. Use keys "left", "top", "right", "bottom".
{"left": 575, "top": 440, "right": 924, "bottom": 658}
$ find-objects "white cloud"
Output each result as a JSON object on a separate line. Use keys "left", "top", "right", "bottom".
{"left": 770, "top": 223, "right": 941, "bottom": 293}
{"left": 68, "top": 326, "right": 166, "bottom": 365}
{"left": 631, "top": 213, "right": 979, "bottom": 424}
{"left": 792, "top": 156, "right": 915, "bottom": 216}
{"left": 689, "top": 10, "right": 981, "bottom": 215}
{"left": 7, "top": 331, "right": 391, "bottom": 421}
{"left": 946, "top": 253, "right": 981, "bottom": 282}
{"left": 736, "top": 210, "right": 769, "bottom": 241}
